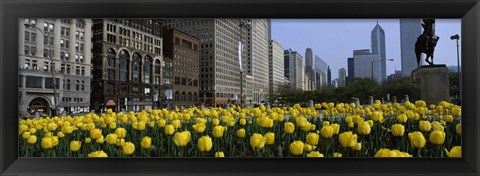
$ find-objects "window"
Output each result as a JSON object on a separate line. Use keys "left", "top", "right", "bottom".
{"left": 144, "top": 88, "right": 151, "bottom": 96}
{"left": 119, "top": 50, "right": 129, "bottom": 81}
{"left": 155, "top": 60, "right": 160, "bottom": 74}
{"left": 75, "top": 31, "right": 80, "bottom": 39}
{"left": 65, "top": 53, "right": 69, "bottom": 60}
{"left": 108, "top": 49, "right": 115, "bottom": 67}
{"left": 75, "top": 55, "right": 79, "bottom": 62}
{"left": 66, "top": 79, "right": 71, "bottom": 90}
{"left": 26, "top": 76, "right": 42, "bottom": 88}
{"left": 61, "top": 52, "right": 65, "bottom": 60}
{"left": 79, "top": 55, "right": 84, "bottom": 63}
{"left": 30, "top": 32, "right": 36, "bottom": 42}
{"left": 43, "top": 49, "right": 53, "bottom": 58}
{"left": 132, "top": 53, "right": 141, "bottom": 82}
{"left": 108, "top": 69, "right": 115, "bottom": 80}
{"left": 107, "top": 83, "right": 115, "bottom": 94}
{"left": 75, "top": 42, "right": 79, "bottom": 51}
{"left": 81, "top": 67, "right": 85, "bottom": 76}
{"left": 43, "top": 62, "right": 49, "bottom": 71}
{"left": 133, "top": 86, "right": 139, "bottom": 94}
{"left": 144, "top": 56, "right": 152, "bottom": 83}
{"left": 67, "top": 65, "right": 71, "bottom": 74}
{"left": 76, "top": 20, "right": 85, "bottom": 28}
{"left": 30, "top": 46, "right": 36, "bottom": 55}
{"left": 24, "top": 31, "right": 30, "bottom": 41}
{"left": 24, "top": 45, "right": 30, "bottom": 55}
{"left": 24, "top": 59, "right": 30, "bottom": 69}
{"left": 45, "top": 78, "right": 60, "bottom": 89}
{"left": 76, "top": 66, "right": 80, "bottom": 75}
{"left": 61, "top": 64, "right": 65, "bottom": 73}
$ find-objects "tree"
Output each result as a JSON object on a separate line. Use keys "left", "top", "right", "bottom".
{"left": 449, "top": 71, "right": 459, "bottom": 99}
{"left": 382, "top": 77, "right": 413, "bottom": 102}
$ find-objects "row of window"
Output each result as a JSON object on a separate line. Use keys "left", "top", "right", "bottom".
{"left": 62, "top": 97, "right": 84, "bottom": 103}
{"left": 19, "top": 75, "right": 60, "bottom": 89}
{"left": 173, "top": 92, "right": 199, "bottom": 102}
{"left": 105, "top": 83, "right": 159, "bottom": 96}
{"left": 174, "top": 77, "right": 198, "bottom": 86}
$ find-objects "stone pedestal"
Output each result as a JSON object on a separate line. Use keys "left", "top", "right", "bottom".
{"left": 411, "top": 65, "right": 450, "bottom": 105}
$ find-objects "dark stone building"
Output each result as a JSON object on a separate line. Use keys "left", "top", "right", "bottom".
{"left": 90, "top": 19, "right": 164, "bottom": 112}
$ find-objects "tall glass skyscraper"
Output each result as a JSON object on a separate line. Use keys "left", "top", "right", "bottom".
{"left": 371, "top": 22, "right": 386, "bottom": 83}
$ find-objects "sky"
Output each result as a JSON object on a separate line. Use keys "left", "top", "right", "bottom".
{"left": 270, "top": 19, "right": 461, "bottom": 80}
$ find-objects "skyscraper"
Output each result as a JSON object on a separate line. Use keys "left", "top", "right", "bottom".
{"left": 305, "top": 48, "right": 315, "bottom": 90}
{"left": 400, "top": 19, "right": 422, "bottom": 77}
{"left": 268, "top": 40, "right": 285, "bottom": 97}
{"left": 284, "top": 49, "right": 303, "bottom": 90}
{"left": 371, "top": 22, "right": 386, "bottom": 83}
{"left": 327, "top": 66, "right": 332, "bottom": 86}
{"left": 246, "top": 19, "right": 270, "bottom": 103}
{"left": 347, "top": 57, "right": 354, "bottom": 84}
{"left": 338, "top": 68, "right": 346, "bottom": 87}
{"left": 352, "top": 49, "right": 380, "bottom": 80}
{"left": 314, "top": 55, "right": 328, "bottom": 88}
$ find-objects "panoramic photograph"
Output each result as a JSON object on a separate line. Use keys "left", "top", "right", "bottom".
{"left": 18, "top": 18, "right": 462, "bottom": 158}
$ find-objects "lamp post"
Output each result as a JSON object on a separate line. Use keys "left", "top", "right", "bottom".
{"left": 239, "top": 20, "right": 251, "bottom": 108}
{"left": 371, "top": 59, "right": 394, "bottom": 94}
{"left": 25, "top": 23, "right": 58, "bottom": 116}
{"left": 450, "top": 34, "right": 461, "bottom": 104}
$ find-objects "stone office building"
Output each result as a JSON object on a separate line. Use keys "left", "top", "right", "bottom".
{"left": 90, "top": 19, "right": 163, "bottom": 112}
{"left": 163, "top": 27, "right": 200, "bottom": 107}
{"left": 19, "top": 18, "right": 92, "bottom": 117}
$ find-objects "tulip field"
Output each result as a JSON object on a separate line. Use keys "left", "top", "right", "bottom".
{"left": 18, "top": 100, "right": 462, "bottom": 158}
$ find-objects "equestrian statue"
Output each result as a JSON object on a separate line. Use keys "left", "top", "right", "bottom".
{"left": 415, "top": 19, "right": 440, "bottom": 67}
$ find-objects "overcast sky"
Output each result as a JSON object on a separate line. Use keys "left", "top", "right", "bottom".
{"left": 270, "top": 19, "right": 461, "bottom": 80}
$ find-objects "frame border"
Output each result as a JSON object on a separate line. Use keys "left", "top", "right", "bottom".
{"left": 1, "top": 0, "right": 479, "bottom": 176}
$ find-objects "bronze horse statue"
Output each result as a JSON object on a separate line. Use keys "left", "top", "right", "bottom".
{"left": 415, "top": 19, "right": 440, "bottom": 67}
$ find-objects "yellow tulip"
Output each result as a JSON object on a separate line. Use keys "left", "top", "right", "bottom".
{"left": 27, "top": 135, "right": 37, "bottom": 144}
{"left": 444, "top": 146, "right": 461, "bottom": 157}
{"left": 456, "top": 124, "right": 461, "bottom": 135}
{"left": 444, "top": 115, "right": 453, "bottom": 123}
{"left": 375, "top": 148, "right": 412, "bottom": 157}
{"left": 22, "top": 132, "right": 31, "bottom": 139}
{"left": 141, "top": 136, "right": 152, "bottom": 149}
{"left": 333, "top": 152, "right": 342, "bottom": 157}
{"left": 29, "top": 128, "right": 37, "bottom": 134}
{"left": 70, "top": 141, "right": 81, "bottom": 152}
{"left": 236, "top": 128, "right": 246, "bottom": 138}
{"left": 157, "top": 119, "right": 166, "bottom": 128}
{"left": 391, "top": 124, "right": 405, "bottom": 137}
{"left": 85, "top": 137, "right": 91, "bottom": 143}
{"left": 95, "top": 135, "right": 105, "bottom": 144}
{"left": 304, "top": 144, "right": 314, "bottom": 152}
{"left": 172, "top": 119, "right": 181, "bottom": 129}
{"left": 347, "top": 122, "right": 354, "bottom": 128}
{"left": 307, "top": 151, "right": 324, "bottom": 157}
{"left": 173, "top": 131, "right": 191, "bottom": 147}
{"left": 239, "top": 119, "right": 247, "bottom": 125}
{"left": 215, "top": 151, "right": 225, "bottom": 157}
{"left": 115, "top": 128, "right": 127, "bottom": 138}
{"left": 57, "top": 131, "right": 65, "bottom": 138}
{"left": 265, "top": 132, "right": 275, "bottom": 145}
{"left": 451, "top": 107, "right": 461, "bottom": 116}
{"left": 122, "top": 142, "right": 136, "bottom": 155}
{"left": 352, "top": 142, "right": 362, "bottom": 151}
{"left": 371, "top": 111, "right": 383, "bottom": 122}
{"left": 429, "top": 130, "right": 446, "bottom": 145}
{"left": 165, "top": 125, "right": 175, "bottom": 135}
{"left": 193, "top": 123, "right": 206, "bottom": 133}
{"left": 339, "top": 131, "right": 357, "bottom": 148}
{"left": 250, "top": 133, "right": 267, "bottom": 150}
{"left": 284, "top": 122, "right": 295, "bottom": 134}
{"left": 396, "top": 114, "right": 407, "bottom": 123}
{"left": 212, "top": 118, "right": 220, "bottom": 126}
{"left": 431, "top": 121, "right": 444, "bottom": 131}
{"left": 47, "top": 122, "right": 58, "bottom": 131}
{"left": 105, "top": 133, "right": 118, "bottom": 145}
{"left": 41, "top": 137, "right": 54, "bottom": 149}
{"left": 419, "top": 121, "right": 432, "bottom": 132}
{"left": 212, "top": 125, "right": 225, "bottom": 138}
{"left": 289, "top": 141, "right": 304, "bottom": 155}
{"left": 90, "top": 129, "right": 102, "bottom": 140}
{"left": 408, "top": 131, "right": 426, "bottom": 148}
{"left": 306, "top": 132, "right": 319, "bottom": 145}
{"left": 88, "top": 150, "right": 108, "bottom": 157}
{"left": 198, "top": 135, "right": 213, "bottom": 152}
{"left": 331, "top": 123, "right": 340, "bottom": 135}
{"left": 321, "top": 125, "right": 333, "bottom": 138}
{"left": 357, "top": 121, "right": 371, "bottom": 135}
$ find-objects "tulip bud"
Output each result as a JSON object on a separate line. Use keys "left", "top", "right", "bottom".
{"left": 165, "top": 125, "right": 175, "bottom": 135}
{"left": 173, "top": 131, "right": 191, "bottom": 147}
{"left": 307, "top": 151, "right": 324, "bottom": 157}
{"left": 408, "top": 131, "right": 426, "bottom": 148}
{"left": 284, "top": 122, "right": 295, "bottom": 134}
{"left": 306, "top": 132, "right": 319, "bottom": 145}
{"left": 445, "top": 146, "right": 461, "bottom": 157}
{"left": 70, "top": 141, "right": 81, "bottom": 152}
{"left": 391, "top": 124, "right": 405, "bottom": 137}
{"left": 265, "top": 132, "right": 275, "bottom": 145}
{"left": 141, "top": 136, "right": 152, "bottom": 149}
{"left": 212, "top": 125, "right": 225, "bottom": 138}
{"left": 357, "top": 121, "right": 371, "bottom": 135}
{"left": 250, "top": 133, "right": 267, "bottom": 150}
{"left": 215, "top": 151, "right": 225, "bottom": 157}
{"left": 122, "top": 142, "right": 135, "bottom": 155}
{"left": 455, "top": 123, "right": 461, "bottom": 135}
{"left": 236, "top": 128, "right": 246, "bottom": 138}
{"left": 321, "top": 125, "right": 333, "bottom": 138}
{"left": 429, "top": 130, "right": 446, "bottom": 145}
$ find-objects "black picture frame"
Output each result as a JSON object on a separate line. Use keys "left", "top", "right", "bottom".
{"left": 1, "top": 0, "right": 479, "bottom": 176}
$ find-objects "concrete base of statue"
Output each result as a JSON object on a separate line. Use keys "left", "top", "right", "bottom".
{"left": 411, "top": 64, "right": 450, "bottom": 105}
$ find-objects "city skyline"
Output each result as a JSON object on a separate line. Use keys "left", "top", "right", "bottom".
{"left": 271, "top": 19, "right": 461, "bottom": 80}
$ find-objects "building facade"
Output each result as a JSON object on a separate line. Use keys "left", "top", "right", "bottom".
{"left": 268, "top": 40, "right": 286, "bottom": 96}
{"left": 163, "top": 19, "right": 249, "bottom": 106}
{"left": 327, "top": 66, "right": 332, "bottom": 87}
{"left": 314, "top": 55, "right": 328, "bottom": 89}
{"left": 304, "top": 48, "right": 315, "bottom": 91}
{"left": 284, "top": 49, "right": 303, "bottom": 90}
{"left": 246, "top": 19, "right": 270, "bottom": 103}
{"left": 338, "top": 68, "right": 346, "bottom": 87}
{"left": 19, "top": 19, "right": 92, "bottom": 117}
{"left": 163, "top": 28, "right": 200, "bottom": 107}
{"left": 400, "top": 19, "right": 422, "bottom": 77}
{"left": 347, "top": 57, "right": 354, "bottom": 84}
{"left": 371, "top": 22, "right": 387, "bottom": 83}
{"left": 90, "top": 19, "right": 164, "bottom": 112}
{"left": 352, "top": 49, "right": 380, "bottom": 79}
